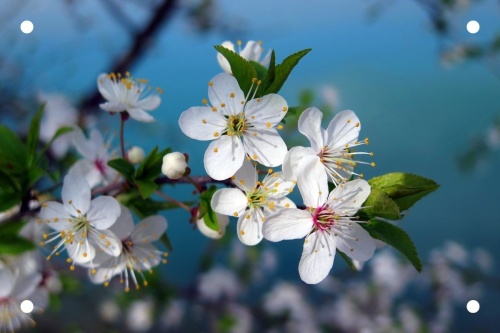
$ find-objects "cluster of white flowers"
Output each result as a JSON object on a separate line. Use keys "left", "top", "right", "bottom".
{"left": 177, "top": 40, "right": 376, "bottom": 284}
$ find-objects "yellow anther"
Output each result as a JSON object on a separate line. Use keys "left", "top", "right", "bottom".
{"left": 43, "top": 233, "right": 48, "bottom": 239}
{"left": 213, "top": 148, "right": 219, "bottom": 153}
{"left": 282, "top": 106, "right": 288, "bottom": 112}
{"left": 91, "top": 269, "right": 97, "bottom": 275}
{"left": 277, "top": 125, "right": 283, "bottom": 130}
{"left": 371, "top": 162, "right": 376, "bottom": 167}
{"left": 42, "top": 203, "right": 47, "bottom": 208}
{"left": 105, "top": 241, "right": 111, "bottom": 246}
{"left": 230, "top": 92, "right": 235, "bottom": 98}
{"left": 202, "top": 119, "right": 207, "bottom": 124}
{"left": 347, "top": 119, "right": 351, "bottom": 123}
{"left": 221, "top": 103, "right": 226, "bottom": 107}
{"left": 208, "top": 82, "right": 213, "bottom": 87}
{"left": 104, "top": 281, "right": 110, "bottom": 287}
{"left": 100, "top": 234, "right": 105, "bottom": 239}
{"left": 83, "top": 252, "right": 88, "bottom": 257}
{"left": 370, "top": 152, "right": 374, "bottom": 156}
{"left": 285, "top": 203, "right": 290, "bottom": 208}
{"left": 269, "top": 202, "right": 275, "bottom": 209}
{"left": 213, "top": 132, "right": 220, "bottom": 137}
{"left": 202, "top": 98, "right": 208, "bottom": 104}
{"left": 162, "top": 259, "right": 168, "bottom": 264}
{"left": 268, "top": 168, "right": 273, "bottom": 173}
{"left": 143, "top": 281, "right": 148, "bottom": 287}
{"left": 212, "top": 106, "right": 217, "bottom": 111}
{"left": 266, "top": 122, "right": 271, "bottom": 128}
{"left": 355, "top": 122, "right": 360, "bottom": 127}
{"left": 239, "top": 180, "right": 245, "bottom": 185}
{"left": 70, "top": 265, "right": 75, "bottom": 271}
{"left": 252, "top": 154, "right": 257, "bottom": 159}
{"left": 240, "top": 230, "right": 245, "bottom": 235}
{"left": 233, "top": 212, "right": 239, "bottom": 217}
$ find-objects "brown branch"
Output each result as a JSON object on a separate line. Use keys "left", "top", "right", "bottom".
{"left": 79, "top": 0, "right": 179, "bottom": 114}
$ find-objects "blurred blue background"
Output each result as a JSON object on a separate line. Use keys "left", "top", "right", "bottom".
{"left": 1, "top": 0, "right": 500, "bottom": 332}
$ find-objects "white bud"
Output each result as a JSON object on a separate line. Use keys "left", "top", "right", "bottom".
{"left": 161, "top": 152, "right": 187, "bottom": 180}
{"left": 196, "top": 213, "right": 229, "bottom": 239}
{"left": 127, "top": 146, "right": 145, "bottom": 164}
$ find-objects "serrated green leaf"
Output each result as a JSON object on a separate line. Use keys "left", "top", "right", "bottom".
{"left": 264, "top": 48, "right": 311, "bottom": 95}
{"left": 364, "top": 220, "right": 422, "bottom": 272}
{"left": 258, "top": 50, "right": 276, "bottom": 96}
{"left": 135, "top": 179, "right": 157, "bottom": 199}
{"left": 214, "top": 45, "right": 257, "bottom": 96}
{"left": 249, "top": 61, "right": 267, "bottom": 81}
{"left": 361, "top": 187, "right": 401, "bottom": 220}
{"left": 136, "top": 147, "right": 171, "bottom": 181}
{"left": 368, "top": 172, "right": 439, "bottom": 211}
{"left": 338, "top": 250, "right": 358, "bottom": 271}
{"left": 27, "top": 104, "right": 45, "bottom": 167}
{"left": 199, "top": 185, "right": 220, "bottom": 232}
{"left": 0, "top": 125, "right": 28, "bottom": 171}
{"left": 108, "top": 158, "right": 135, "bottom": 179}
{"left": 0, "top": 237, "right": 36, "bottom": 255}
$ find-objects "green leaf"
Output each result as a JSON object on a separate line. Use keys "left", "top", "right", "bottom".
{"left": 199, "top": 185, "right": 219, "bottom": 232}
{"left": 360, "top": 187, "right": 401, "bottom": 220}
{"left": 0, "top": 125, "right": 28, "bottom": 171}
{"left": 135, "top": 179, "right": 157, "bottom": 199}
{"left": 108, "top": 158, "right": 135, "bottom": 180}
{"left": 38, "top": 126, "right": 75, "bottom": 159}
{"left": 264, "top": 48, "right": 311, "bottom": 95}
{"left": 338, "top": 250, "right": 358, "bottom": 271}
{"left": 364, "top": 220, "right": 422, "bottom": 272}
{"left": 0, "top": 237, "right": 36, "bottom": 255}
{"left": 249, "top": 61, "right": 267, "bottom": 81}
{"left": 27, "top": 104, "right": 45, "bottom": 167}
{"left": 214, "top": 45, "right": 257, "bottom": 96}
{"left": 27, "top": 166, "right": 44, "bottom": 188}
{"left": 259, "top": 50, "right": 276, "bottom": 96}
{"left": 160, "top": 233, "right": 173, "bottom": 252}
{"left": 0, "top": 187, "right": 22, "bottom": 212}
{"left": 136, "top": 147, "right": 170, "bottom": 181}
{"left": 0, "top": 220, "right": 25, "bottom": 236}
{"left": 368, "top": 172, "right": 439, "bottom": 211}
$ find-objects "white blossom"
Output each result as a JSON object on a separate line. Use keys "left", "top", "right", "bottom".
{"left": 161, "top": 152, "right": 188, "bottom": 180}
{"left": 217, "top": 40, "right": 271, "bottom": 74}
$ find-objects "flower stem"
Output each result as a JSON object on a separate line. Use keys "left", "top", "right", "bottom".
{"left": 154, "top": 190, "right": 191, "bottom": 212}
{"left": 120, "top": 113, "right": 127, "bottom": 160}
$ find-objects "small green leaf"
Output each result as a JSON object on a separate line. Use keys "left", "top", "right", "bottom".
{"left": 214, "top": 45, "right": 257, "bottom": 96}
{"left": 108, "top": 158, "right": 135, "bottom": 180}
{"left": 160, "top": 233, "right": 173, "bottom": 252}
{"left": 27, "top": 104, "right": 45, "bottom": 167}
{"left": 0, "top": 187, "right": 22, "bottom": 212}
{"left": 0, "top": 237, "right": 36, "bottom": 255}
{"left": 259, "top": 50, "right": 276, "bottom": 96}
{"left": 368, "top": 172, "right": 439, "bottom": 211}
{"left": 199, "top": 185, "right": 220, "bottom": 232}
{"left": 136, "top": 147, "right": 171, "bottom": 181}
{"left": 265, "top": 48, "right": 311, "bottom": 95}
{"left": 135, "top": 179, "right": 157, "bottom": 199}
{"left": 364, "top": 220, "right": 422, "bottom": 272}
{"left": 27, "top": 166, "right": 44, "bottom": 188}
{"left": 361, "top": 187, "right": 401, "bottom": 220}
{"left": 249, "top": 61, "right": 267, "bottom": 81}
{"left": 0, "top": 125, "right": 28, "bottom": 171}
{"left": 0, "top": 220, "right": 25, "bottom": 236}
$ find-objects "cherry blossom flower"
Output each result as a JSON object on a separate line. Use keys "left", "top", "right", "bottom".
{"left": 217, "top": 40, "right": 272, "bottom": 74}
{"left": 38, "top": 93, "right": 78, "bottom": 158}
{"left": 211, "top": 159, "right": 295, "bottom": 246}
{"left": 39, "top": 174, "right": 122, "bottom": 268}
{"left": 263, "top": 156, "right": 375, "bottom": 284}
{"left": 68, "top": 128, "right": 117, "bottom": 189}
{"left": 161, "top": 152, "right": 188, "bottom": 180}
{"left": 97, "top": 72, "right": 162, "bottom": 122}
{"left": 282, "top": 107, "right": 373, "bottom": 186}
{"left": 179, "top": 73, "right": 288, "bottom": 180}
{"left": 89, "top": 206, "right": 168, "bottom": 292}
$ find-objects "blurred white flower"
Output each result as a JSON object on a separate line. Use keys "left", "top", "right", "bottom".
{"left": 127, "top": 146, "right": 145, "bottom": 164}
{"left": 442, "top": 241, "right": 469, "bottom": 266}
{"left": 99, "top": 299, "right": 121, "bottom": 323}
{"left": 196, "top": 212, "right": 230, "bottom": 239}
{"left": 227, "top": 303, "right": 253, "bottom": 333}
{"left": 38, "top": 93, "right": 78, "bottom": 158}
{"left": 321, "top": 85, "right": 339, "bottom": 109}
{"left": 198, "top": 267, "right": 241, "bottom": 302}
{"left": 161, "top": 152, "right": 188, "bottom": 180}
{"left": 126, "top": 299, "right": 154, "bottom": 332}
{"left": 68, "top": 128, "right": 117, "bottom": 189}
{"left": 472, "top": 248, "right": 494, "bottom": 273}
{"left": 98, "top": 72, "right": 162, "bottom": 123}
{"left": 217, "top": 40, "right": 271, "bottom": 74}
{"left": 160, "top": 299, "right": 186, "bottom": 329}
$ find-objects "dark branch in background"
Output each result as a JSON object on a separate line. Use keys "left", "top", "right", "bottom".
{"left": 100, "top": 0, "right": 139, "bottom": 33}
{"left": 79, "top": 0, "right": 179, "bottom": 115}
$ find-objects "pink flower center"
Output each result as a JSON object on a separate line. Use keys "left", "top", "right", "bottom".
{"left": 311, "top": 205, "right": 336, "bottom": 231}
{"left": 94, "top": 159, "right": 106, "bottom": 175}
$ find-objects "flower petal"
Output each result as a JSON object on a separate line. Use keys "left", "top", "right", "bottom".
{"left": 232, "top": 158, "right": 257, "bottom": 192}
{"left": 282, "top": 146, "right": 316, "bottom": 181}
{"left": 237, "top": 209, "right": 263, "bottom": 246}
{"left": 131, "top": 215, "right": 168, "bottom": 243}
{"left": 62, "top": 174, "right": 91, "bottom": 216}
{"left": 127, "top": 108, "right": 155, "bottom": 123}
{"left": 208, "top": 73, "right": 245, "bottom": 115}
{"left": 97, "top": 73, "right": 117, "bottom": 102}
{"left": 0, "top": 266, "right": 14, "bottom": 298}
{"left": 100, "top": 101, "right": 126, "bottom": 113}
{"left": 333, "top": 222, "right": 375, "bottom": 261}
{"left": 261, "top": 171, "right": 296, "bottom": 199}
{"left": 298, "top": 107, "right": 326, "bottom": 152}
{"left": 68, "top": 159, "right": 103, "bottom": 189}
{"left": 87, "top": 196, "right": 121, "bottom": 230}
{"left": 197, "top": 213, "right": 230, "bottom": 240}
{"left": 263, "top": 208, "right": 312, "bottom": 242}
{"left": 244, "top": 94, "right": 287, "bottom": 126}
{"left": 325, "top": 110, "right": 361, "bottom": 150}
{"left": 327, "top": 179, "right": 371, "bottom": 215}
{"left": 242, "top": 128, "right": 287, "bottom": 167}
{"left": 240, "top": 41, "right": 262, "bottom": 62}
{"left": 217, "top": 41, "right": 235, "bottom": 74}
{"left": 179, "top": 106, "right": 226, "bottom": 141}
{"left": 135, "top": 95, "right": 161, "bottom": 111}
{"left": 109, "top": 205, "right": 135, "bottom": 240}
{"left": 297, "top": 155, "right": 328, "bottom": 208}
{"left": 89, "top": 229, "right": 122, "bottom": 257}
{"left": 211, "top": 188, "right": 248, "bottom": 216}
{"left": 66, "top": 241, "right": 96, "bottom": 264}
{"left": 90, "top": 255, "right": 124, "bottom": 284}
{"left": 40, "top": 202, "right": 72, "bottom": 231}
{"left": 298, "top": 231, "right": 336, "bottom": 284}
{"left": 204, "top": 135, "right": 245, "bottom": 180}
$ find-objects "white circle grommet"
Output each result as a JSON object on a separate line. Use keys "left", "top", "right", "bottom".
{"left": 466, "top": 20, "right": 480, "bottom": 34}
{"left": 20, "top": 300, "right": 34, "bottom": 314}
{"left": 466, "top": 300, "right": 480, "bottom": 313}
{"left": 20, "top": 20, "right": 34, "bottom": 34}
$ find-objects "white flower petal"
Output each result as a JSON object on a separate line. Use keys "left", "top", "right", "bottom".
{"left": 282, "top": 146, "right": 316, "bottom": 181}
{"left": 263, "top": 208, "right": 312, "bottom": 242}
{"left": 62, "top": 174, "right": 91, "bottom": 216}
{"left": 127, "top": 108, "right": 155, "bottom": 123}
{"left": 68, "top": 159, "right": 103, "bottom": 189}
{"left": 40, "top": 202, "right": 72, "bottom": 231}
{"left": 328, "top": 179, "right": 371, "bottom": 215}
{"left": 242, "top": 128, "right": 287, "bottom": 167}
{"left": 100, "top": 101, "right": 126, "bottom": 112}
{"left": 208, "top": 73, "right": 245, "bottom": 115}
{"left": 90, "top": 255, "right": 124, "bottom": 284}
{"left": 298, "top": 107, "right": 326, "bottom": 152}
{"left": 325, "top": 110, "right": 361, "bottom": 150}
{"left": 133, "top": 243, "right": 164, "bottom": 270}
{"left": 66, "top": 241, "right": 96, "bottom": 264}
{"left": 197, "top": 213, "right": 230, "bottom": 239}
{"left": 87, "top": 196, "right": 121, "bottom": 230}
{"left": 217, "top": 41, "right": 235, "bottom": 74}
{"left": 296, "top": 155, "right": 328, "bottom": 208}
{"left": 71, "top": 128, "right": 99, "bottom": 160}
{"left": 204, "top": 135, "right": 245, "bottom": 180}
{"left": 30, "top": 288, "right": 49, "bottom": 311}
{"left": 179, "top": 106, "right": 226, "bottom": 141}
{"left": 0, "top": 266, "right": 14, "bottom": 298}
{"left": 240, "top": 41, "right": 262, "bottom": 62}
{"left": 333, "top": 222, "right": 375, "bottom": 261}
{"left": 262, "top": 171, "right": 296, "bottom": 199}
{"left": 211, "top": 188, "right": 247, "bottom": 216}
{"left": 237, "top": 209, "right": 263, "bottom": 246}
{"left": 132, "top": 215, "right": 168, "bottom": 243}
{"left": 244, "top": 94, "right": 287, "bottom": 126}
{"left": 299, "top": 231, "right": 336, "bottom": 284}
{"left": 135, "top": 95, "right": 161, "bottom": 111}
{"left": 89, "top": 229, "right": 122, "bottom": 257}
{"left": 110, "top": 205, "right": 135, "bottom": 240}
{"left": 97, "top": 73, "right": 117, "bottom": 102}
{"left": 233, "top": 158, "right": 257, "bottom": 192}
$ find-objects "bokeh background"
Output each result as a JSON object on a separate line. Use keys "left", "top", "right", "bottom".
{"left": 1, "top": 0, "right": 500, "bottom": 332}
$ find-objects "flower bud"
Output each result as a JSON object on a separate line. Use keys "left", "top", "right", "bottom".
{"left": 196, "top": 213, "right": 229, "bottom": 239}
{"left": 162, "top": 152, "right": 188, "bottom": 180}
{"left": 127, "top": 146, "right": 145, "bottom": 164}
